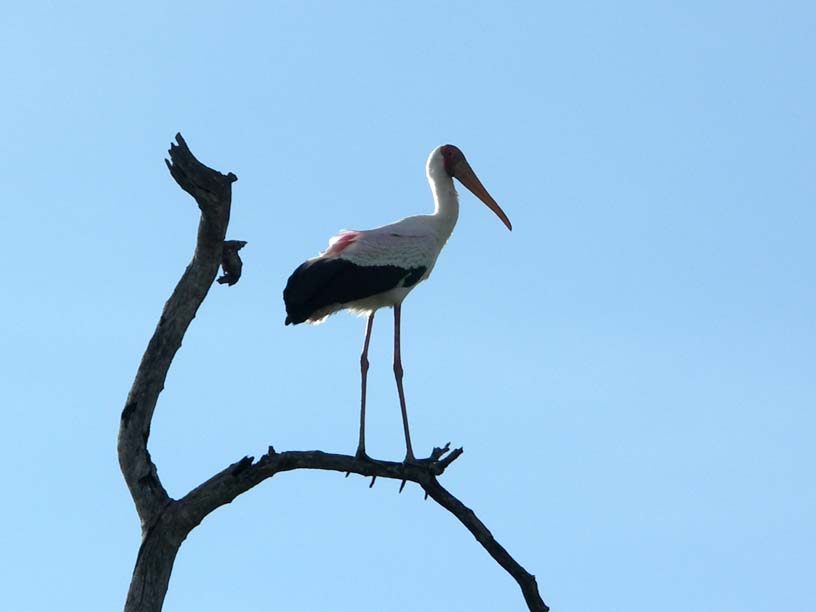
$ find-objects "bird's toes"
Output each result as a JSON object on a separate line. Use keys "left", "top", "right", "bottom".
{"left": 355, "top": 448, "right": 372, "bottom": 462}
{"left": 402, "top": 454, "right": 420, "bottom": 466}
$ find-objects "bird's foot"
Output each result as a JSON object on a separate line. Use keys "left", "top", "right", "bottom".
{"left": 352, "top": 448, "right": 390, "bottom": 467}
{"left": 346, "top": 447, "right": 371, "bottom": 477}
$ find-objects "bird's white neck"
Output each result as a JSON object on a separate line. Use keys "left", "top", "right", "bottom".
{"left": 427, "top": 148, "right": 459, "bottom": 241}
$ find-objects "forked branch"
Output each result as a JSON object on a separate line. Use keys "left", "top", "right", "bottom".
{"left": 118, "top": 135, "right": 547, "bottom": 612}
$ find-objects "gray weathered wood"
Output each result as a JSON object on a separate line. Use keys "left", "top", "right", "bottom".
{"left": 119, "top": 133, "right": 237, "bottom": 611}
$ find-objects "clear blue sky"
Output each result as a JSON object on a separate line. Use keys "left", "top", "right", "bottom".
{"left": 1, "top": 2, "right": 814, "bottom": 611}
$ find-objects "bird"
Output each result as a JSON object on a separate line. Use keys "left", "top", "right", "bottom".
{"left": 283, "top": 144, "right": 511, "bottom": 463}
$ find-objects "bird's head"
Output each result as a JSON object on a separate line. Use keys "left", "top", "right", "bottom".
{"left": 428, "top": 144, "right": 512, "bottom": 231}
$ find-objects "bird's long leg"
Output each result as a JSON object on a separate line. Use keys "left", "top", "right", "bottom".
{"left": 393, "top": 304, "right": 416, "bottom": 463}
{"left": 356, "top": 311, "right": 375, "bottom": 459}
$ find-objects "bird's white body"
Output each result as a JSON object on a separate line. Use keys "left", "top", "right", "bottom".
{"left": 325, "top": 216, "right": 454, "bottom": 312}
{"left": 286, "top": 147, "right": 462, "bottom": 324}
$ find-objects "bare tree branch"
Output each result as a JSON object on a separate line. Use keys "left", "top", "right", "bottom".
{"left": 175, "top": 445, "right": 548, "bottom": 611}
{"left": 175, "top": 446, "right": 464, "bottom": 530}
{"left": 118, "top": 135, "right": 548, "bottom": 612}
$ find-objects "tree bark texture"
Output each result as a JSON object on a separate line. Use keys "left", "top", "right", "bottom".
{"left": 118, "top": 134, "right": 548, "bottom": 612}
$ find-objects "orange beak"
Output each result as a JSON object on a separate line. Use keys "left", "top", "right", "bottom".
{"left": 452, "top": 159, "right": 512, "bottom": 231}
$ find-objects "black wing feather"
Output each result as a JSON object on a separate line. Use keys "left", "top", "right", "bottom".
{"left": 283, "top": 258, "right": 426, "bottom": 325}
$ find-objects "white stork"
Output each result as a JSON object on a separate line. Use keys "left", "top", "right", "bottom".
{"left": 283, "top": 145, "right": 511, "bottom": 463}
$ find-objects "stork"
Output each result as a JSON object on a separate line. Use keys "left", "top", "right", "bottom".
{"left": 283, "top": 145, "right": 511, "bottom": 463}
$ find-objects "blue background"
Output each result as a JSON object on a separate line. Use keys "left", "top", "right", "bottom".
{"left": 1, "top": 2, "right": 814, "bottom": 611}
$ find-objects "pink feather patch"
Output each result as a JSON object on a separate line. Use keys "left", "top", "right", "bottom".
{"left": 324, "top": 231, "right": 360, "bottom": 256}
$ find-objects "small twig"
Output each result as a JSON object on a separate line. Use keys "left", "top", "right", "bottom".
{"left": 218, "top": 240, "right": 247, "bottom": 285}
{"left": 437, "top": 447, "right": 464, "bottom": 471}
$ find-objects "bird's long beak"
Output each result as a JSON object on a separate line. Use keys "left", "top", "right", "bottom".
{"left": 453, "top": 160, "right": 512, "bottom": 231}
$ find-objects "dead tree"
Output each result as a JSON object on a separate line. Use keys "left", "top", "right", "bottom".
{"left": 118, "top": 134, "right": 548, "bottom": 612}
